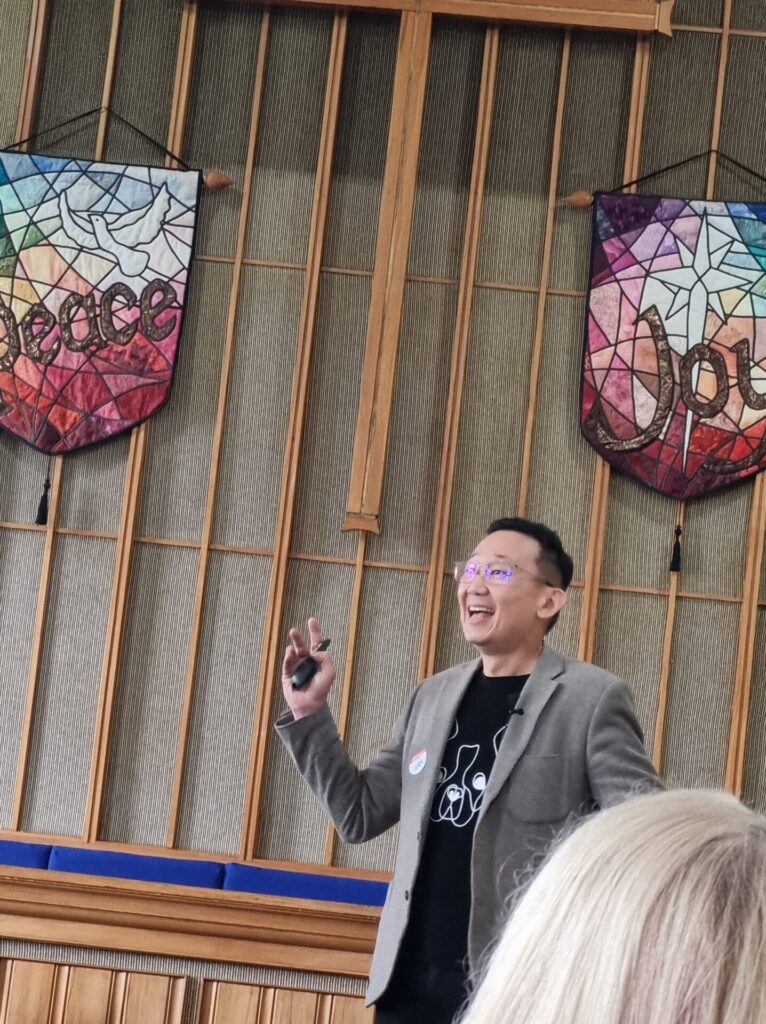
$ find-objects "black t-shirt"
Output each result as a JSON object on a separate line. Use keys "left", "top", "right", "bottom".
{"left": 398, "top": 668, "right": 528, "bottom": 972}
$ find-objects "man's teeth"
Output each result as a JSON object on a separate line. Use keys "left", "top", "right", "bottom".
{"left": 469, "top": 606, "right": 493, "bottom": 615}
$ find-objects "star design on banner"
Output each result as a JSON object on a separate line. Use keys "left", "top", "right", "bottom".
{"left": 641, "top": 213, "right": 764, "bottom": 469}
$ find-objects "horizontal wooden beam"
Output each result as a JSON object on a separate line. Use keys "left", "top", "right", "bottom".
{"left": 226, "top": 0, "right": 674, "bottom": 34}
{"left": 0, "top": 868, "right": 378, "bottom": 977}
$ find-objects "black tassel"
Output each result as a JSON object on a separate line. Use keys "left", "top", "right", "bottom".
{"left": 669, "top": 525, "right": 682, "bottom": 573}
{"left": 35, "top": 461, "right": 51, "bottom": 526}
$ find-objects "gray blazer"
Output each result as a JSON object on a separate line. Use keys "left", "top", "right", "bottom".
{"left": 276, "top": 645, "right": 662, "bottom": 1004}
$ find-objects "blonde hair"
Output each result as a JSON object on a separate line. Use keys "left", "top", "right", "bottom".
{"left": 460, "top": 789, "right": 766, "bottom": 1024}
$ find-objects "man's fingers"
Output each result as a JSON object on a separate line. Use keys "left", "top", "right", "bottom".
{"left": 307, "top": 617, "right": 323, "bottom": 649}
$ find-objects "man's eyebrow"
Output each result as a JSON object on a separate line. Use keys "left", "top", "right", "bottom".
{"left": 467, "top": 553, "right": 514, "bottom": 562}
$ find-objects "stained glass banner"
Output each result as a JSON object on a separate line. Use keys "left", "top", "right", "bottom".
{"left": 0, "top": 152, "right": 200, "bottom": 454}
{"left": 581, "top": 192, "right": 766, "bottom": 499}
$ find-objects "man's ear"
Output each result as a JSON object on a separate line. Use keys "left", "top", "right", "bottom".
{"left": 537, "top": 587, "right": 567, "bottom": 624}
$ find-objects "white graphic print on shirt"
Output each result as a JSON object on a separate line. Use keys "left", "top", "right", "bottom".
{"left": 430, "top": 719, "right": 508, "bottom": 827}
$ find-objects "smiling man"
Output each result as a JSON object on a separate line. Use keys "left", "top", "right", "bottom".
{"left": 276, "top": 517, "right": 661, "bottom": 1024}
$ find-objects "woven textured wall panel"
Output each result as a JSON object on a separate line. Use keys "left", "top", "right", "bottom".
{"left": 0, "top": 435, "right": 49, "bottom": 524}
{"left": 33, "top": 0, "right": 112, "bottom": 159}
{"left": 476, "top": 27, "right": 563, "bottom": 286}
{"left": 716, "top": 36, "right": 766, "bottom": 203}
{"left": 176, "top": 552, "right": 271, "bottom": 854}
{"left": 184, "top": 1, "right": 263, "bottom": 258}
{"left": 256, "top": 558, "right": 355, "bottom": 862}
{"left": 0, "top": 0, "right": 32, "bottom": 143}
{"left": 434, "top": 573, "right": 475, "bottom": 674}
{"left": 661, "top": 597, "right": 738, "bottom": 787}
{"left": 673, "top": 0, "right": 722, "bottom": 26}
{"left": 593, "top": 590, "right": 665, "bottom": 754}
{"left": 291, "top": 273, "right": 370, "bottom": 560}
{"left": 58, "top": 437, "right": 130, "bottom": 533}
{"left": 102, "top": 0, "right": 182, "bottom": 166}
{"left": 525, "top": 295, "right": 594, "bottom": 578}
{"left": 367, "top": 282, "right": 456, "bottom": 567}
{"left": 445, "top": 288, "right": 537, "bottom": 565}
{"left": 407, "top": 18, "right": 484, "bottom": 280}
{"left": 0, "top": 530, "right": 44, "bottom": 827}
{"left": 731, "top": 0, "right": 766, "bottom": 30}
{"left": 212, "top": 266, "right": 303, "bottom": 549}
{"left": 601, "top": 474, "right": 678, "bottom": 589}
{"left": 638, "top": 31, "right": 719, "bottom": 199}
{"left": 551, "top": 584, "right": 582, "bottom": 660}
{"left": 100, "top": 543, "right": 199, "bottom": 845}
{"left": 677, "top": 484, "right": 751, "bottom": 597}
{"left": 322, "top": 13, "right": 397, "bottom": 272}
{"left": 21, "top": 536, "right": 114, "bottom": 835}
{"left": 741, "top": 610, "right": 766, "bottom": 813}
{"left": 245, "top": 7, "right": 333, "bottom": 264}
{"left": 333, "top": 568, "right": 426, "bottom": 871}
{"left": 137, "top": 260, "right": 231, "bottom": 543}
{"left": 548, "top": 31, "right": 633, "bottom": 293}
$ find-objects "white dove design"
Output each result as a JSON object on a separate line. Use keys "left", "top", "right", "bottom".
{"left": 58, "top": 183, "right": 171, "bottom": 277}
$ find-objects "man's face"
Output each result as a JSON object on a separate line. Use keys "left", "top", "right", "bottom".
{"left": 456, "top": 530, "right": 556, "bottom": 653}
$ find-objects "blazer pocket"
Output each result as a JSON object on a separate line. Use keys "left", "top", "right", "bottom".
{"left": 506, "top": 754, "right": 569, "bottom": 823}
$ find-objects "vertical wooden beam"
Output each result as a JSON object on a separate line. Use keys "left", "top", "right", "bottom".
{"left": 324, "top": 531, "right": 367, "bottom": 864}
{"left": 95, "top": 0, "right": 125, "bottom": 157}
{"left": 240, "top": 12, "right": 348, "bottom": 859}
{"left": 14, "top": 0, "right": 50, "bottom": 142}
{"left": 7, "top": 0, "right": 57, "bottom": 833}
{"left": 726, "top": 477, "right": 766, "bottom": 793}
{"left": 84, "top": 0, "right": 200, "bottom": 842}
{"left": 653, "top": 1, "right": 732, "bottom": 773}
{"left": 515, "top": 31, "right": 572, "bottom": 516}
{"left": 577, "top": 34, "right": 650, "bottom": 661}
{"left": 418, "top": 26, "right": 499, "bottom": 680}
{"left": 10, "top": 460, "right": 63, "bottom": 828}
{"left": 343, "top": 11, "right": 432, "bottom": 534}
{"left": 165, "top": 9, "right": 274, "bottom": 847}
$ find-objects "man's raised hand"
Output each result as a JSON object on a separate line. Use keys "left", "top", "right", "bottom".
{"left": 281, "top": 617, "right": 337, "bottom": 719}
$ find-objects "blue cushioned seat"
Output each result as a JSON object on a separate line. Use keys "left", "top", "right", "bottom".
{"left": 0, "top": 839, "right": 52, "bottom": 869}
{"left": 223, "top": 862, "right": 388, "bottom": 906}
{"left": 49, "top": 846, "right": 225, "bottom": 888}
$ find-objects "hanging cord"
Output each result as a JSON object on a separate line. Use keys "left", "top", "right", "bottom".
{"left": 35, "top": 456, "right": 52, "bottom": 526}
{"left": 609, "top": 148, "right": 766, "bottom": 194}
{"left": 3, "top": 105, "right": 194, "bottom": 171}
{"left": 564, "top": 149, "right": 766, "bottom": 208}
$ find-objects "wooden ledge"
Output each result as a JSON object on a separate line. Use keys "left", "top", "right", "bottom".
{"left": 0, "top": 866, "right": 379, "bottom": 977}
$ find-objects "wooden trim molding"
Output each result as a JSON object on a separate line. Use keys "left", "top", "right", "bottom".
{"left": 231, "top": 0, "right": 674, "bottom": 35}
{"left": 0, "top": 868, "right": 378, "bottom": 977}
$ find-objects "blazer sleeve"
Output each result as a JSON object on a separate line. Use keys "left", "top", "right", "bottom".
{"left": 274, "top": 693, "right": 417, "bottom": 844}
{"left": 586, "top": 678, "right": 663, "bottom": 808}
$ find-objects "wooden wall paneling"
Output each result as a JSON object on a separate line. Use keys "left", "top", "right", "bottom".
{"left": 239, "top": 13, "right": 349, "bottom": 859}
{"left": 9, "top": 460, "right": 63, "bottom": 829}
{"left": 2, "top": 959, "right": 56, "bottom": 1024}
{"left": 515, "top": 32, "right": 571, "bottom": 517}
{"left": 418, "top": 26, "right": 499, "bottom": 680}
{"left": 653, "top": 5, "right": 737, "bottom": 774}
{"left": 199, "top": 980, "right": 263, "bottom": 1024}
{"left": 164, "top": 8, "right": 274, "bottom": 848}
{"left": 62, "top": 965, "right": 114, "bottom": 1022}
{"left": 84, "top": 1, "right": 200, "bottom": 842}
{"left": 343, "top": 10, "right": 432, "bottom": 533}
{"left": 324, "top": 531, "right": 367, "bottom": 864}
{"left": 120, "top": 973, "right": 185, "bottom": 1024}
{"left": 328, "top": 994, "right": 375, "bottom": 1024}
{"left": 49, "top": 963, "right": 69, "bottom": 1023}
{"left": 576, "top": 35, "right": 650, "bottom": 660}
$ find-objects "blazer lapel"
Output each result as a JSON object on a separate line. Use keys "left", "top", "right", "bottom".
{"left": 478, "top": 645, "right": 565, "bottom": 819}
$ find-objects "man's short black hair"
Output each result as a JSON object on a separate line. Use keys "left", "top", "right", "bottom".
{"left": 485, "top": 516, "right": 573, "bottom": 590}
